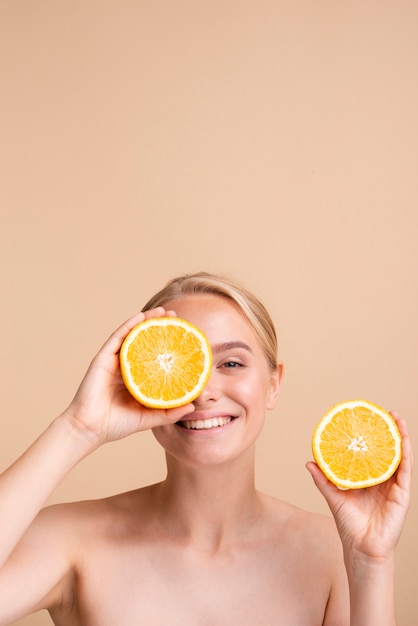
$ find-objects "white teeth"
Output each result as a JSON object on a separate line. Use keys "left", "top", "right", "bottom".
{"left": 181, "top": 417, "right": 232, "bottom": 430}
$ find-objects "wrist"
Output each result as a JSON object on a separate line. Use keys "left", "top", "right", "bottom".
{"left": 55, "top": 410, "right": 102, "bottom": 457}
{"left": 344, "top": 552, "right": 396, "bottom": 625}
{"left": 344, "top": 547, "right": 395, "bottom": 581}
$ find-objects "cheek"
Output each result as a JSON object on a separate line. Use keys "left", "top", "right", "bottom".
{"left": 230, "top": 370, "right": 272, "bottom": 408}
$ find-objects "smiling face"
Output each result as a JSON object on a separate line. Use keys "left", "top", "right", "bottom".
{"left": 151, "top": 294, "right": 282, "bottom": 468}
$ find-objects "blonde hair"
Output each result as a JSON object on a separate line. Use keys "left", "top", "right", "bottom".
{"left": 142, "top": 271, "right": 278, "bottom": 371}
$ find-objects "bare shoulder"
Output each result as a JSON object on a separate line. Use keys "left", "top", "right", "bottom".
{"left": 262, "top": 492, "right": 338, "bottom": 533}
{"left": 27, "top": 486, "right": 157, "bottom": 585}
{"left": 40, "top": 484, "right": 156, "bottom": 539}
{"left": 259, "top": 492, "right": 344, "bottom": 568}
{"left": 0, "top": 492, "right": 132, "bottom": 624}
{"left": 258, "top": 493, "right": 349, "bottom": 624}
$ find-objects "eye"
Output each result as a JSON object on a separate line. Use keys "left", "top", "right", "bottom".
{"left": 222, "top": 360, "right": 243, "bottom": 368}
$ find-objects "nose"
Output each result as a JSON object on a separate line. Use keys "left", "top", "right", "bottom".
{"left": 193, "top": 367, "right": 219, "bottom": 405}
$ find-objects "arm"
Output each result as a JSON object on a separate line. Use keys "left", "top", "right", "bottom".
{"left": 307, "top": 414, "right": 412, "bottom": 626}
{"left": 0, "top": 307, "right": 195, "bottom": 623}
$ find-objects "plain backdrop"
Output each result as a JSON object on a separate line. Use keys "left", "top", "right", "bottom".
{"left": 1, "top": 1, "right": 417, "bottom": 624}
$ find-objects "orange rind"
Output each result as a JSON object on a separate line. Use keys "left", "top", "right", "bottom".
{"left": 120, "top": 317, "right": 212, "bottom": 409}
{"left": 312, "top": 400, "right": 402, "bottom": 489}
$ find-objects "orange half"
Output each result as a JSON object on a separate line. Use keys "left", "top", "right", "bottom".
{"left": 120, "top": 317, "right": 212, "bottom": 409}
{"left": 312, "top": 400, "right": 402, "bottom": 489}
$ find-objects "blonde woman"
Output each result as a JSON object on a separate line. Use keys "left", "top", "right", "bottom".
{"left": 0, "top": 272, "right": 412, "bottom": 625}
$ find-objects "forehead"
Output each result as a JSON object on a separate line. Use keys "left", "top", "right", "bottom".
{"left": 163, "top": 294, "right": 258, "bottom": 347}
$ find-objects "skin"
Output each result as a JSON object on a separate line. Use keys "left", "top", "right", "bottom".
{"left": 0, "top": 295, "right": 412, "bottom": 625}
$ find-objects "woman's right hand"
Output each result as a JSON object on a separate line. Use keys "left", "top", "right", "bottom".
{"left": 62, "top": 307, "right": 195, "bottom": 449}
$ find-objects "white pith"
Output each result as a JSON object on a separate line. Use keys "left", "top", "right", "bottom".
{"left": 156, "top": 353, "right": 175, "bottom": 373}
{"left": 313, "top": 400, "right": 402, "bottom": 489}
{"left": 348, "top": 435, "right": 368, "bottom": 453}
{"left": 120, "top": 316, "right": 213, "bottom": 409}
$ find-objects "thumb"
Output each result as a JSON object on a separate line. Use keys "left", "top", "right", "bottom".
{"left": 306, "top": 461, "right": 343, "bottom": 508}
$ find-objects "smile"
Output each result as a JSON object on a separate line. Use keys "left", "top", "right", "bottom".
{"left": 178, "top": 417, "right": 233, "bottom": 430}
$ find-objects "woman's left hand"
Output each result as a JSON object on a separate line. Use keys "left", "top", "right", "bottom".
{"left": 306, "top": 413, "right": 412, "bottom": 561}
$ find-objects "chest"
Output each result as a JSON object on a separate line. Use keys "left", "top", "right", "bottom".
{"left": 69, "top": 541, "right": 330, "bottom": 626}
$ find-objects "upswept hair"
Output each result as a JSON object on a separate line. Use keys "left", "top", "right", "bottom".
{"left": 142, "top": 271, "right": 278, "bottom": 371}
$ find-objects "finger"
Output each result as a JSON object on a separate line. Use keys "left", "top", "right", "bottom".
{"left": 142, "top": 307, "right": 171, "bottom": 320}
{"left": 100, "top": 307, "right": 169, "bottom": 356}
{"left": 306, "top": 461, "right": 341, "bottom": 497}
{"left": 165, "top": 402, "right": 195, "bottom": 422}
{"left": 394, "top": 419, "right": 413, "bottom": 494}
{"left": 305, "top": 461, "right": 351, "bottom": 517}
{"left": 136, "top": 402, "right": 196, "bottom": 432}
{"left": 390, "top": 414, "right": 413, "bottom": 469}
{"left": 388, "top": 412, "right": 413, "bottom": 471}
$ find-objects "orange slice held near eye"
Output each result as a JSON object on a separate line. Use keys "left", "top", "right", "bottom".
{"left": 312, "top": 400, "right": 402, "bottom": 489}
{"left": 120, "top": 317, "right": 212, "bottom": 409}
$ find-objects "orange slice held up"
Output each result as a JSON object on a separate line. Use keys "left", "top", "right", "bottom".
{"left": 120, "top": 317, "right": 212, "bottom": 409}
{"left": 312, "top": 400, "right": 402, "bottom": 489}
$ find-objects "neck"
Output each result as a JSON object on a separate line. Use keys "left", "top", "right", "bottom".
{"left": 152, "top": 446, "right": 262, "bottom": 551}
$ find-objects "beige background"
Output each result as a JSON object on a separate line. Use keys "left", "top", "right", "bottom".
{"left": 1, "top": 1, "right": 417, "bottom": 624}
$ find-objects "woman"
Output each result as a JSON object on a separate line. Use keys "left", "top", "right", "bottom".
{"left": 0, "top": 272, "right": 412, "bottom": 625}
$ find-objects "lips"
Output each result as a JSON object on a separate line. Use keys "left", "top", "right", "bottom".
{"left": 178, "top": 416, "right": 233, "bottom": 430}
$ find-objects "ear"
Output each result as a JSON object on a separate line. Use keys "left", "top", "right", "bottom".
{"left": 266, "top": 362, "right": 284, "bottom": 410}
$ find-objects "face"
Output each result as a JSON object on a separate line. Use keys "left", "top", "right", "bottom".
{"left": 152, "top": 294, "right": 282, "bottom": 467}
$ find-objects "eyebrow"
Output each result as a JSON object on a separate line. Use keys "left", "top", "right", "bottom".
{"left": 211, "top": 341, "right": 254, "bottom": 355}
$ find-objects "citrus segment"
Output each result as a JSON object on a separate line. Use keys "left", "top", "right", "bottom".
{"left": 312, "top": 400, "right": 402, "bottom": 489}
{"left": 120, "top": 317, "right": 212, "bottom": 409}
